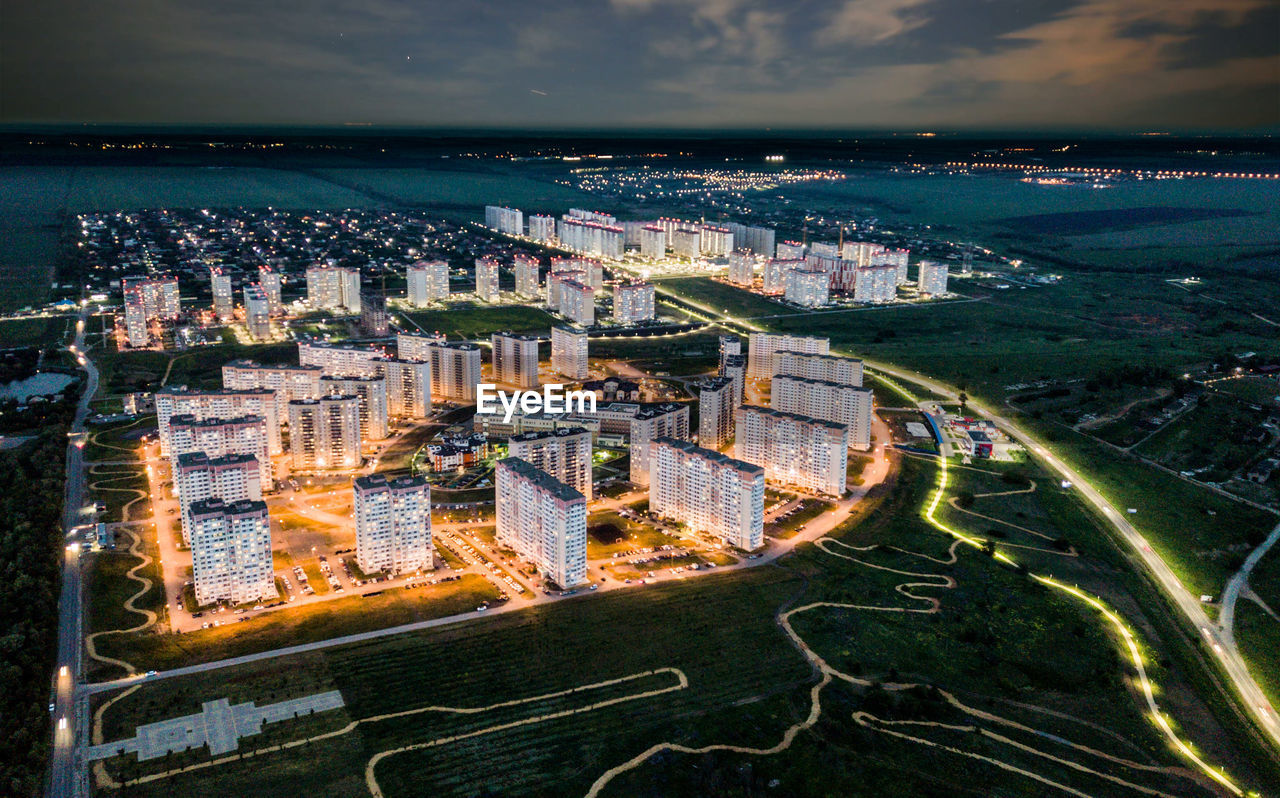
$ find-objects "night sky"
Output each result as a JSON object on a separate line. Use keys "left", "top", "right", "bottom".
{"left": 3, "top": 0, "right": 1277, "bottom": 130}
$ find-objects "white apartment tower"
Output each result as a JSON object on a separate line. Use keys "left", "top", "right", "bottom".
{"left": 629, "top": 402, "right": 690, "bottom": 485}
{"left": 258, "top": 265, "right": 283, "bottom": 314}
{"left": 918, "top": 260, "right": 949, "bottom": 297}
{"left": 721, "top": 354, "right": 747, "bottom": 408}
{"left": 649, "top": 438, "right": 764, "bottom": 551}
{"left": 514, "top": 254, "right": 541, "bottom": 298}
{"left": 640, "top": 225, "right": 666, "bottom": 259}
{"left": 551, "top": 325, "right": 589, "bottom": 381}
{"left": 491, "top": 332, "right": 540, "bottom": 388}
{"left": 407, "top": 260, "right": 450, "bottom": 306}
{"left": 397, "top": 333, "right": 481, "bottom": 402}
{"left": 728, "top": 251, "right": 757, "bottom": 286}
{"left": 244, "top": 283, "right": 271, "bottom": 341}
{"left": 735, "top": 405, "right": 848, "bottom": 496}
{"left": 495, "top": 457, "right": 587, "bottom": 589}
{"left": 168, "top": 414, "right": 272, "bottom": 488}
{"left": 774, "top": 352, "right": 864, "bottom": 387}
{"left": 485, "top": 205, "right": 524, "bottom": 236}
{"left": 771, "top": 375, "right": 874, "bottom": 450}
{"left": 785, "top": 268, "right": 830, "bottom": 308}
{"left": 188, "top": 498, "right": 275, "bottom": 606}
{"left": 156, "top": 387, "right": 282, "bottom": 457}
{"left": 528, "top": 214, "right": 556, "bottom": 242}
{"left": 174, "top": 452, "right": 263, "bottom": 546}
{"left": 763, "top": 258, "right": 803, "bottom": 294}
{"left": 559, "top": 279, "right": 595, "bottom": 326}
{"left": 377, "top": 358, "right": 432, "bottom": 418}
{"left": 698, "top": 376, "right": 736, "bottom": 450}
{"left": 306, "top": 265, "right": 361, "bottom": 312}
{"left": 288, "top": 395, "right": 362, "bottom": 471}
{"left": 297, "top": 341, "right": 386, "bottom": 378}
{"left": 507, "top": 426, "right": 593, "bottom": 500}
{"left": 353, "top": 474, "right": 433, "bottom": 575}
{"left": 614, "top": 282, "right": 655, "bottom": 324}
{"left": 321, "top": 375, "right": 389, "bottom": 440}
{"left": 223, "top": 360, "right": 323, "bottom": 404}
{"left": 211, "top": 267, "right": 234, "bottom": 321}
{"left": 746, "top": 333, "right": 830, "bottom": 379}
{"left": 475, "top": 256, "right": 501, "bottom": 302}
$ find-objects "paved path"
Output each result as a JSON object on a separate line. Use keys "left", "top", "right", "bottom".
{"left": 1219, "top": 521, "right": 1280, "bottom": 649}
{"left": 50, "top": 312, "right": 98, "bottom": 798}
{"left": 863, "top": 359, "right": 1280, "bottom": 751}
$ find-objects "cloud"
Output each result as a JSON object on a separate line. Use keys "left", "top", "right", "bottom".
{"left": 818, "top": 0, "right": 935, "bottom": 45}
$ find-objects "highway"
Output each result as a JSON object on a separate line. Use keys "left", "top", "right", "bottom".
{"left": 49, "top": 311, "right": 98, "bottom": 798}
{"left": 861, "top": 358, "right": 1280, "bottom": 753}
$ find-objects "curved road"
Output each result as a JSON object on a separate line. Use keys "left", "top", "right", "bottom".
{"left": 862, "top": 358, "right": 1280, "bottom": 751}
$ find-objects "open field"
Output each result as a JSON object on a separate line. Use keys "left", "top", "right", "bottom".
{"left": 92, "top": 573, "right": 498, "bottom": 674}
{"left": 311, "top": 167, "right": 596, "bottom": 218}
{"left": 84, "top": 416, "right": 153, "bottom": 462}
{"left": 398, "top": 303, "right": 558, "bottom": 340}
{"left": 656, "top": 276, "right": 799, "bottom": 320}
{"left": 0, "top": 315, "right": 74, "bottom": 347}
{"left": 85, "top": 449, "right": 1280, "bottom": 796}
{"left": 96, "top": 342, "right": 297, "bottom": 396}
{"left": 587, "top": 510, "right": 681, "bottom": 559}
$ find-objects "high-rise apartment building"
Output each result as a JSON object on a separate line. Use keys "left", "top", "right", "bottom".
{"left": 188, "top": 498, "right": 275, "bottom": 606}
{"left": 376, "top": 357, "right": 432, "bottom": 418}
{"left": 175, "top": 452, "right": 263, "bottom": 545}
{"left": 353, "top": 473, "right": 433, "bottom": 575}
{"left": 734, "top": 406, "right": 848, "bottom": 496}
{"left": 546, "top": 270, "right": 585, "bottom": 310}
{"left": 670, "top": 227, "right": 701, "bottom": 259}
{"left": 211, "top": 267, "right": 234, "bottom": 321}
{"left": 321, "top": 375, "right": 389, "bottom": 440}
{"left": 484, "top": 205, "right": 524, "bottom": 236}
{"left": 507, "top": 426, "right": 593, "bottom": 500}
{"left": 918, "top": 260, "right": 949, "bottom": 297}
{"left": 491, "top": 332, "right": 540, "bottom": 388}
{"left": 775, "top": 241, "right": 806, "bottom": 260}
{"left": 762, "top": 258, "right": 803, "bottom": 294}
{"left": 721, "top": 354, "right": 747, "bottom": 408}
{"left": 305, "top": 265, "right": 361, "bottom": 312}
{"left": 360, "top": 292, "right": 389, "bottom": 336}
{"left": 559, "top": 279, "right": 595, "bottom": 326}
{"left": 397, "top": 333, "right": 481, "bottom": 402}
{"left": 774, "top": 351, "right": 863, "bottom": 386}
{"left": 407, "top": 260, "right": 450, "bottom": 306}
{"left": 629, "top": 402, "right": 690, "bottom": 485}
{"left": 222, "top": 361, "right": 323, "bottom": 407}
{"left": 122, "top": 287, "right": 150, "bottom": 348}
{"left": 640, "top": 225, "right": 666, "bottom": 259}
{"left": 514, "top": 254, "right": 541, "bottom": 298}
{"left": 784, "top": 268, "right": 830, "bottom": 307}
{"left": 156, "top": 387, "right": 282, "bottom": 457}
{"left": 728, "top": 251, "right": 757, "bottom": 286}
{"left": 771, "top": 375, "right": 873, "bottom": 450}
{"left": 649, "top": 438, "right": 764, "bottom": 551}
{"left": 495, "top": 457, "right": 587, "bottom": 589}
{"left": 168, "top": 414, "right": 272, "bottom": 488}
{"left": 528, "top": 214, "right": 556, "bottom": 242}
{"left": 288, "top": 395, "right": 362, "bottom": 471}
{"left": 725, "top": 223, "right": 775, "bottom": 257}
{"left": 244, "top": 284, "right": 271, "bottom": 341}
{"left": 551, "top": 325, "right": 589, "bottom": 381}
{"left": 475, "top": 256, "right": 501, "bottom": 302}
{"left": 297, "top": 341, "right": 386, "bottom": 377}
{"left": 699, "top": 225, "right": 734, "bottom": 257}
{"left": 698, "top": 376, "right": 736, "bottom": 450}
{"left": 746, "top": 333, "right": 830, "bottom": 379}
{"left": 257, "top": 264, "right": 283, "bottom": 314}
{"left": 613, "top": 282, "right": 655, "bottom": 324}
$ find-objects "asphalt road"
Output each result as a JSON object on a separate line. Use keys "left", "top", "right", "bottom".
{"left": 865, "top": 358, "right": 1280, "bottom": 751}
{"left": 49, "top": 313, "right": 98, "bottom": 798}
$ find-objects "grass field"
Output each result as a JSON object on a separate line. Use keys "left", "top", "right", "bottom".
{"left": 398, "top": 303, "right": 558, "bottom": 340}
{"left": 0, "top": 315, "right": 73, "bottom": 347}
{"left": 84, "top": 416, "right": 153, "bottom": 462}
{"left": 86, "top": 448, "right": 1280, "bottom": 796}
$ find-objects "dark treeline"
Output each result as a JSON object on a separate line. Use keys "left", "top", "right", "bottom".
{"left": 0, "top": 428, "right": 69, "bottom": 796}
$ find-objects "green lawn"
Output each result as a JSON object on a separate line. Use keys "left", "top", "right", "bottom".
{"left": 399, "top": 303, "right": 557, "bottom": 340}
{"left": 0, "top": 316, "right": 73, "bottom": 347}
